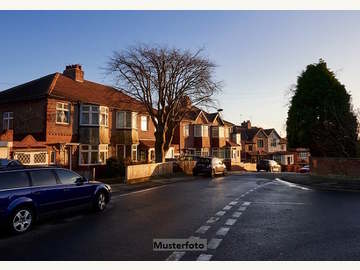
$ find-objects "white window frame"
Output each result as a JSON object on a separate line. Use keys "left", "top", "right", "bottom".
{"left": 3, "top": 112, "right": 13, "bottom": 130}
{"left": 131, "top": 144, "right": 138, "bottom": 161}
{"left": 116, "top": 111, "right": 137, "bottom": 129}
{"left": 140, "top": 115, "right": 148, "bottom": 131}
{"left": 80, "top": 104, "right": 100, "bottom": 126}
{"left": 100, "top": 106, "right": 109, "bottom": 127}
{"left": 14, "top": 151, "right": 48, "bottom": 165}
{"left": 79, "top": 144, "right": 108, "bottom": 165}
{"left": 183, "top": 124, "right": 190, "bottom": 137}
{"left": 56, "top": 102, "right": 70, "bottom": 125}
{"left": 257, "top": 139, "right": 264, "bottom": 148}
{"left": 194, "top": 125, "right": 208, "bottom": 137}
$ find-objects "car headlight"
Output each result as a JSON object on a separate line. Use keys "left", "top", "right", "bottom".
{"left": 105, "top": 184, "right": 112, "bottom": 192}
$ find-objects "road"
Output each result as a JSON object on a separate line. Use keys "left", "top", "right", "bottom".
{"left": 1, "top": 173, "right": 360, "bottom": 260}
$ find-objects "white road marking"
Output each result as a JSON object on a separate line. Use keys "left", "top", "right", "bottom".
{"left": 223, "top": 205, "right": 232, "bottom": 210}
{"left": 197, "top": 254, "right": 213, "bottom": 261}
{"left": 225, "top": 218, "right": 237, "bottom": 226}
{"left": 229, "top": 201, "right": 238, "bottom": 205}
{"left": 166, "top": 251, "right": 186, "bottom": 261}
{"left": 242, "top": 202, "right": 251, "bottom": 206}
{"left": 232, "top": 211, "right": 242, "bottom": 218}
{"left": 208, "top": 238, "right": 222, "bottom": 249}
{"left": 238, "top": 206, "right": 247, "bottom": 211}
{"left": 196, "top": 225, "right": 210, "bottom": 234}
{"left": 215, "top": 211, "right": 226, "bottom": 216}
{"left": 216, "top": 227, "right": 230, "bottom": 236}
{"left": 275, "top": 178, "right": 311, "bottom": 190}
{"left": 206, "top": 217, "right": 220, "bottom": 224}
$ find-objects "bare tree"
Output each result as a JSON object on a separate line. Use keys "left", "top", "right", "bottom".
{"left": 107, "top": 45, "right": 221, "bottom": 162}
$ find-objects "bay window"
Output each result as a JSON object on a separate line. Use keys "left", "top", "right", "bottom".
{"left": 80, "top": 104, "right": 105, "bottom": 126}
{"left": 116, "top": 111, "right": 137, "bottom": 129}
{"left": 131, "top": 144, "right": 138, "bottom": 161}
{"left": 100, "top": 106, "right": 109, "bottom": 127}
{"left": 194, "top": 125, "right": 209, "bottom": 137}
{"left": 211, "top": 126, "right": 224, "bottom": 138}
{"left": 79, "top": 144, "right": 108, "bottom": 165}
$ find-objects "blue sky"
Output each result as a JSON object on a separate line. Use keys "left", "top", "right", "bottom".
{"left": 1, "top": 11, "right": 359, "bottom": 136}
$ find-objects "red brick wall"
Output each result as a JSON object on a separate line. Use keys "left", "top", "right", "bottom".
{"left": 311, "top": 157, "right": 360, "bottom": 178}
{"left": 0, "top": 99, "right": 47, "bottom": 141}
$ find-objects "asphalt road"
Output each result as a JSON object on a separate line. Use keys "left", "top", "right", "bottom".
{"left": 1, "top": 173, "right": 360, "bottom": 260}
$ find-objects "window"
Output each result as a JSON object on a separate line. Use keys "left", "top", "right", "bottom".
{"left": 3, "top": 112, "right": 13, "bottom": 130}
{"left": 14, "top": 152, "right": 47, "bottom": 165}
{"left": 271, "top": 139, "right": 277, "bottom": 147}
{"left": 139, "top": 150, "right": 146, "bottom": 161}
{"left": 100, "top": 106, "right": 109, "bottom": 127}
{"left": 257, "top": 139, "right": 264, "bottom": 148}
{"left": 79, "top": 145, "right": 108, "bottom": 165}
{"left": 184, "top": 124, "right": 190, "bottom": 137}
{"left": 56, "top": 102, "right": 70, "bottom": 124}
{"left": 49, "top": 151, "right": 56, "bottom": 164}
{"left": 0, "top": 171, "right": 29, "bottom": 190}
{"left": 116, "top": 111, "right": 137, "bottom": 129}
{"left": 194, "top": 125, "right": 208, "bottom": 137}
{"left": 299, "top": 152, "right": 308, "bottom": 159}
{"left": 56, "top": 169, "right": 81, "bottom": 185}
{"left": 201, "top": 148, "right": 209, "bottom": 157}
{"left": 30, "top": 170, "right": 57, "bottom": 187}
{"left": 141, "top": 116, "right": 148, "bottom": 131}
{"left": 212, "top": 127, "right": 224, "bottom": 138}
{"left": 80, "top": 105, "right": 100, "bottom": 126}
{"left": 116, "top": 144, "right": 125, "bottom": 159}
{"left": 131, "top": 144, "right": 137, "bottom": 161}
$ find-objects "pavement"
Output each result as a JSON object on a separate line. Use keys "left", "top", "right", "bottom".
{"left": 1, "top": 172, "right": 360, "bottom": 260}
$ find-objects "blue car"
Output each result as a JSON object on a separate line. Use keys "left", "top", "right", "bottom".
{"left": 0, "top": 167, "right": 111, "bottom": 234}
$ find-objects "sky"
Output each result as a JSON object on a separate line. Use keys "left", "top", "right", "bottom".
{"left": 0, "top": 11, "right": 360, "bottom": 136}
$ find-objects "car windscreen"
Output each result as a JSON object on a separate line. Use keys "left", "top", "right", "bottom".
{"left": 197, "top": 158, "right": 210, "bottom": 165}
{"left": 29, "top": 170, "right": 57, "bottom": 187}
{"left": 0, "top": 171, "right": 30, "bottom": 190}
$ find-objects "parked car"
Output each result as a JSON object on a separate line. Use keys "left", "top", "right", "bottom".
{"left": 299, "top": 165, "right": 310, "bottom": 173}
{"left": 193, "top": 157, "right": 227, "bottom": 177}
{"left": 257, "top": 159, "right": 281, "bottom": 172}
{"left": 0, "top": 159, "right": 23, "bottom": 170}
{"left": 0, "top": 167, "right": 111, "bottom": 234}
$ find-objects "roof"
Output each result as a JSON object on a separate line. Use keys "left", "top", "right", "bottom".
{"left": 238, "top": 127, "right": 263, "bottom": 141}
{"left": 223, "top": 119, "right": 235, "bottom": 126}
{"left": 226, "top": 141, "right": 241, "bottom": 147}
{"left": 263, "top": 128, "right": 275, "bottom": 136}
{"left": 0, "top": 72, "right": 147, "bottom": 112}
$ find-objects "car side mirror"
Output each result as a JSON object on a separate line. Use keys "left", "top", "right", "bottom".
{"left": 75, "top": 177, "right": 87, "bottom": 185}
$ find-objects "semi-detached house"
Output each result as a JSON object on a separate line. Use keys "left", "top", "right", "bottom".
{"left": 0, "top": 64, "right": 175, "bottom": 170}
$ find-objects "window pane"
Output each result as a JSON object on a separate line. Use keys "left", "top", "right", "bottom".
{"left": 0, "top": 172, "right": 29, "bottom": 190}
{"left": 126, "top": 112, "right": 132, "bottom": 128}
{"left": 99, "top": 152, "right": 106, "bottom": 164}
{"left": 30, "top": 170, "right": 57, "bottom": 186}
{"left": 91, "top": 152, "right": 98, "bottom": 164}
{"left": 82, "top": 112, "right": 89, "bottom": 124}
{"left": 80, "top": 151, "right": 89, "bottom": 164}
{"left": 56, "top": 169, "right": 80, "bottom": 185}
{"left": 92, "top": 113, "right": 99, "bottom": 125}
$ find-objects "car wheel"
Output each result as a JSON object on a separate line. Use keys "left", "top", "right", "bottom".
{"left": 94, "top": 191, "right": 107, "bottom": 212}
{"left": 10, "top": 207, "right": 34, "bottom": 234}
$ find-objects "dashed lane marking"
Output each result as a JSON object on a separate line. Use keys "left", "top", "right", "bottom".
{"left": 166, "top": 251, "right": 186, "bottom": 261}
{"left": 232, "top": 211, "right": 242, "bottom": 218}
{"left": 242, "top": 202, "right": 251, "bottom": 206}
{"left": 208, "top": 238, "right": 222, "bottom": 249}
{"left": 196, "top": 225, "right": 211, "bottom": 234}
{"left": 223, "top": 205, "right": 232, "bottom": 210}
{"left": 229, "top": 201, "right": 238, "bottom": 206}
{"left": 215, "top": 211, "right": 226, "bottom": 216}
{"left": 216, "top": 227, "right": 230, "bottom": 237}
{"left": 238, "top": 206, "right": 247, "bottom": 211}
{"left": 225, "top": 218, "right": 237, "bottom": 226}
{"left": 197, "top": 254, "right": 213, "bottom": 261}
{"left": 206, "top": 217, "right": 220, "bottom": 224}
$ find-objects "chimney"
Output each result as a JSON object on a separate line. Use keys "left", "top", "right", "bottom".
{"left": 63, "top": 64, "right": 84, "bottom": 82}
{"left": 241, "top": 120, "right": 251, "bottom": 129}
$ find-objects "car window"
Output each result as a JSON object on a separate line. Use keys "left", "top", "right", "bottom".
{"left": 0, "top": 171, "right": 30, "bottom": 190}
{"left": 29, "top": 170, "right": 57, "bottom": 187}
{"left": 56, "top": 169, "right": 81, "bottom": 185}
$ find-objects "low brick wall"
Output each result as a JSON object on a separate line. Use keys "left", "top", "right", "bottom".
{"left": 311, "top": 157, "right": 360, "bottom": 179}
{"left": 126, "top": 162, "right": 173, "bottom": 183}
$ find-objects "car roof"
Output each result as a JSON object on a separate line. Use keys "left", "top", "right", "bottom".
{"left": 0, "top": 166, "right": 63, "bottom": 173}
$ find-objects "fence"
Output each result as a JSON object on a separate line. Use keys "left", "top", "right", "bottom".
{"left": 126, "top": 162, "right": 174, "bottom": 183}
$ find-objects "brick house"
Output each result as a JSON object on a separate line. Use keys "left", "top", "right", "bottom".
{"left": 171, "top": 105, "right": 242, "bottom": 167}
{"left": 0, "top": 64, "right": 164, "bottom": 170}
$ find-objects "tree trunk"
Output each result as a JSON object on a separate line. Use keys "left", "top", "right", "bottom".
{"left": 155, "top": 126, "right": 166, "bottom": 163}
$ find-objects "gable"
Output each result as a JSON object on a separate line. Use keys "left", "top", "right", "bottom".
{"left": 195, "top": 111, "right": 209, "bottom": 124}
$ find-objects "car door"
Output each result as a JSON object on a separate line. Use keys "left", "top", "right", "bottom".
{"left": 29, "top": 169, "right": 66, "bottom": 213}
{"left": 55, "top": 169, "right": 94, "bottom": 207}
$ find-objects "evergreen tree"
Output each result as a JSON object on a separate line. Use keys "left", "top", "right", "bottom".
{"left": 286, "top": 59, "right": 358, "bottom": 157}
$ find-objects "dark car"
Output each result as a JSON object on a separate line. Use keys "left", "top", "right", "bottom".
{"left": 299, "top": 165, "right": 310, "bottom": 173}
{"left": 0, "top": 167, "right": 111, "bottom": 234}
{"left": 257, "top": 159, "right": 281, "bottom": 172}
{"left": 0, "top": 159, "right": 23, "bottom": 170}
{"left": 193, "top": 157, "right": 227, "bottom": 177}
